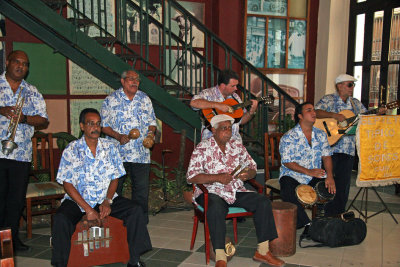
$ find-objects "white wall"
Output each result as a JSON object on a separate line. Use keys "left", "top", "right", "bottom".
{"left": 314, "top": 0, "right": 351, "bottom": 103}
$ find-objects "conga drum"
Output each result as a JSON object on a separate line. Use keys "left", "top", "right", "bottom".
{"left": 315, "top": 181, "right": 335, "bottom": 204}
{"left": 269, "top": 202, "right": 297, "bottom": 257}
{"left": 295, "top": 184, "right": 317, "bottom": 207}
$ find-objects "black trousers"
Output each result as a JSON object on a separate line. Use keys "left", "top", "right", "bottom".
{"left": 51, "top": 197, "right": 152, "bottom": 267}
{"left": 279, "top": 176, "right": 320, "bottom": 228}
{"left": 196, "top": 192, "right": 278, "bottom": 250}
{"left": 117, "top": 162, "right": 150, "bottom": 223}
{"left": 0, "top": 159, "right": 30, "bottom": 242}
{"left": 324, "top": 153, "right": 354, "bottom": 216}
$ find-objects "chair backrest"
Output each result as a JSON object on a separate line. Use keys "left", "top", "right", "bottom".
{"left": 31, "top": 132, "right": 55, "bottom": 182}
{"left": 264, "top": 132, "right": 283, "bottom": 181}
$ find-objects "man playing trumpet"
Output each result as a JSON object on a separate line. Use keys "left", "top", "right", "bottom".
{"left": 0, "top": 50, "right": 49, "bottom": 251}
{"left": 101, "top": 70, "right": 156, "bottom": 223}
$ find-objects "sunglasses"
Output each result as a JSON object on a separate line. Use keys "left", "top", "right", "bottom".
{"left": 345, "top": 82, "right": 355, "bottom": 88}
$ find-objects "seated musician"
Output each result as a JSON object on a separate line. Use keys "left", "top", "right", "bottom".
{"left": 190, "top": 69, "right": 258, "bottom": 142}
{"left": 51, "top": 108, "right": 152, "bottom": 267}
{"left": 187, "top": 114, "right": 284, "bottom": 267}
{"left": 279, "top": 102, "right": 336, "bottom": 236}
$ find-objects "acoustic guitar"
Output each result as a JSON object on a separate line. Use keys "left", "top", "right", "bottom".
{"left": 314, "top": 100, "right": 400, "bottom": 146}
{"left": 202, "top": 95, "right": 274, "bottom": 123}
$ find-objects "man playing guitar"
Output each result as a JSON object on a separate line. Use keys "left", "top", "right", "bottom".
{"left": 190, "top": 69, "right": 258, "bottom": 142}
{"left": 315, "top": 74, "right": 386, "bottom": 216}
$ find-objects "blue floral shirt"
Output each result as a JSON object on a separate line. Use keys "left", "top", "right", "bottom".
{"left": 100, "top": 88, "right": 157, "bottom": 163}
{"left": 279, "top": 124, "right": 332, "bottom": 184}
{"left": 57, "top": 136, "right": 126, "bottom": 211}
{"left": 0, "top": 73, "right": 48, "bottom": 162}
{"left": 315, "top": 93, "right": 367, "bottom": 156}
{"left": 191, "top": 86, "right": 245, "bottom": 142}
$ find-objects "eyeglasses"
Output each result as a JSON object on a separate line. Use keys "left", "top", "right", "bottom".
{"left": 219, "top": 126, "right": 232, "bottom": 131}
{"left": 345, "top": 82, "right": 355, "bottom": 88}
{"left": 85, "top": 121, "right": 101, "bottom": 127}
{"left": 125, "top": 77, "right": 140, "bottom": 82}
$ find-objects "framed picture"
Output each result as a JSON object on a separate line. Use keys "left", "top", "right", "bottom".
{"left": 169, "top": 1, "right": 205, "bottom": 48}
{"left": 70, "top": 99, "right": 104, "bottom": 138}
{"left": 126, "top": 0, "right": 162, "bottom": 45}
{"left": 0, "top": 42, "right": 4, "bottom": 74}
{"left": 288, "top": 19, "right": 306, "bottom": 69}
{"left": 69, "top": 60, "right": 114, "bottom": 95}
{"left": 247, "top": 0, "right": 287, "bottom": 16}
{"left": 267, "top": 18, "right": 286, "bottom": 68}
{"left": 246, "top": 17, "right": 266, "bottom": 68}
{"left": 0, "top": 14, "right": 5, "bottom": 37}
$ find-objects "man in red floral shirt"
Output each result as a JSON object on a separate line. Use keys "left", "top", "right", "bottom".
{"left": 186, "top": 114, "right": 284, "bottom": 267}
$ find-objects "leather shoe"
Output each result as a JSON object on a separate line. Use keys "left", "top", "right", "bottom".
{"left": 13, "top": 239, "right": 31, "bottom": 252}
{"left": 253, "top": 251, "right": 285, "bottom": 267}
{"left": 127, "top": 260, "right": 146, "bottom": 267}
{"left": 215, "top": 260, "right": 227, "bottom": 267}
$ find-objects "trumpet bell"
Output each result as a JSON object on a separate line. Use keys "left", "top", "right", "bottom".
{"left": 1, "top": 140, "right": 18, "bottom": 156}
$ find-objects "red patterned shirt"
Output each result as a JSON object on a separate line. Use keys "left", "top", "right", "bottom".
{"left": 186, "top": 136, "right": 257, "bottom": 204}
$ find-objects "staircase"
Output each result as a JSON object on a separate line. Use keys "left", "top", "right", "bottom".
{"left": 0, "top": 0, "right": 299, "bottom": 166}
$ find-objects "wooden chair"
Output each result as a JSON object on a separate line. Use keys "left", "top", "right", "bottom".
{"left": 265, "top": 132, "right": 317, "bottom": 218}
{"left": 25, "top": 132, "right": 65, "bottom": 238}
{"left": 264, "top": 132, "right": 283, "bottom": 200}
{"left": 190, "top": 180, "right": 263, "bottom": 265}
{"left": 0, "top": 229, "right": 14, "bottom": 267}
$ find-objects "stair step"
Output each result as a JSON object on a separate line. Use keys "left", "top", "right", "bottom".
{"left": 138, "top": 70, "right": 163, "bottom": 77}
{"left": 41, "top": 0, "right": 67, "bottom": 9}
{"left": 117, "top": 53, "right": 141, "bottom": 61}
{"left": 67, "top": 18, "right": 95, "bottom": 28}
{"left": 93, "top": 36, "right": 119, "bottom": 45}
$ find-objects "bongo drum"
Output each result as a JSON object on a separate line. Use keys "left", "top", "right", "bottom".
{"left": 295, "top": 184, "right": 317, "bottom": 207}
{"left": 314, "top": 181, "right": 335, "bottom": 204}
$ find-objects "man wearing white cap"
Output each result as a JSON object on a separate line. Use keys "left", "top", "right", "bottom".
{"left": 186, "top": 114, "right": 284, "bottom": 267}
{"left": 315, "top": 74, "right": 385, "bottom": 216}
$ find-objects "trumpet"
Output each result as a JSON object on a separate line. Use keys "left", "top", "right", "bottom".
{"left": 1, "top": 89, "right": 25, "bottom": 156}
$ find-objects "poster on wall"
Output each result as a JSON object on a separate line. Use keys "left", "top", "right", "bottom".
{"left": 246, "top": 17, "right": 266, "bottom": 68}
{"left": 168, "top": 1, "right": 205, "bottom": 48}
{"left": 247, "top": 0, "right": 287, "bottom": 16}
{"left": 69, "top": 60, "right": 114, "bottom": 95}
{"left": 70, "top": 99, "right": 104, "bottom": 138}
{"left": 125, "top": 0, "right": 162, "bottom": 45}
{"left": 0, "top": 42, "right": 4, "bottom": 74}
{"left": 165, "top": 49, "right": 203, "bottom": 94}
{"left": 267, "top": 18, "right": 286, "bottom": 68}
{"left": 67, "top": 0, "right": 115, "bottom": 37}
{"left": 288, "top": 19, "right": 306, "bottom": 69}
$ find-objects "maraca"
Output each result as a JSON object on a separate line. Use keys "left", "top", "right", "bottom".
{"left": 129, "top": 128, "right": 140, "bottom": 139}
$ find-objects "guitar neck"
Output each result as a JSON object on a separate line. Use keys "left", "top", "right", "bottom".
{"left": 231, "top": 96, "right": 269, "bottom": 110}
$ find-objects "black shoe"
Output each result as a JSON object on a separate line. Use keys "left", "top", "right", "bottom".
{"left": 14, "top": 239, "right": 31, "bottom": 252}
{"left": 127, "top": 260, "right": 146, "bottom": 267}
{"left": 300, "top": 224, "right": 311, "bottom": 240}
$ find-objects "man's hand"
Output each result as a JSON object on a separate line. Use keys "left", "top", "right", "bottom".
{"left": 117, "top": 134, "right": 130, "bottom": 145}
{"left": 324, "top": 177, "right": 336, "bottom": 194}
{"left": 217, "top": 173, "right": 233, "bottom": 184}
{"left": 0, "top": 106, "right": 18, "bottom": 120}
{"left": 216, "top": 103, "right": 234, "bottom": 113}
{"left": 99, "top": 200, "right": 111, "bottom": 219}
{"left": 307, "top": 168, "right": 326, "bottom": 178}
{"left": 377, "top": 106, "right": 387, "bottom": 115}
{"left": 85, "top": 209, "right": 101, "bottom": 226}
{"left": 333, "top": 113, "right": 346, "bottom": 122}
{"left": 236, "top": 168, "right": 252, "bottom": 181}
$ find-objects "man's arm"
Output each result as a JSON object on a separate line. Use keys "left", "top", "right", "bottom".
{"left": 190, "top": 99, "right": 232, "bottom": 113}
{"left": 188, "top": 173, "right": 232, "bottom": 185}
{"left": 63, "top": 182, "right": 101, "bottom": 224}
{"left": 102, "top": 126, "right": 130, "bottom": 145}
{"left": 283, "top": 162, "right": 327, "bottom": 178}
{"left": 322, "top": 156, "right": 335, "bottom": 194}
{"left": 315, "top": 109, "right": 346, "bottom": 122}
{"left": 0, "top": 107, "right": 49, "bottom": 129}
{"left": 99, "top": 179, "right": 118, "bottom": 219}
{"left": 240, "top": 100, "right": 258, "bottom": 125}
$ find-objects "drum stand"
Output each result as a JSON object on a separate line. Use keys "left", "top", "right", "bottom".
{"left": 346, "top": 187, "right": 398, "bottom": 224}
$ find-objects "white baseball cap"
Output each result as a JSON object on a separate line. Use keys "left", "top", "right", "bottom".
{"left": 335, "top": 74, "right": 357, "bottom": 84}
{"left": 210, "top": 114, "right": 234, "bottom": 128}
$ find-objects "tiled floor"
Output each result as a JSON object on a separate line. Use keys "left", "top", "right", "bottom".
{"left": 14, "top": 173, "right": 400, "bottom": 267}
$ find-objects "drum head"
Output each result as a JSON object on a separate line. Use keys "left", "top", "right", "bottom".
{"left": 315, "top": 181, "right": 335, "bottom": 203}
{"left": 295, "top": 184, "right": 317, "bottom": 206}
